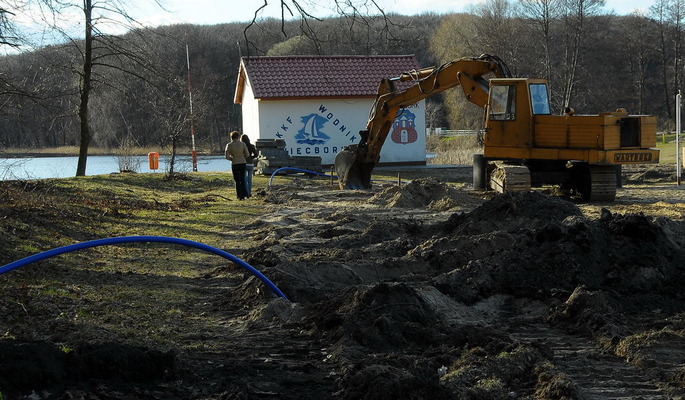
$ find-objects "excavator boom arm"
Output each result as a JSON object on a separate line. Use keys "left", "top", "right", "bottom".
{"left": 335, "top": 54, "right": 510, "bottom": 189}
{"left": 364, "top": 58, "right": 505, "bottom": 163}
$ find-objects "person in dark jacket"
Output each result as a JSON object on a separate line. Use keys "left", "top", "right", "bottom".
{"left": 241, "top": 134, "right": 258, "bottom": 198}
{"left": 225, "top": 131, "right": 249, "bottom": 200}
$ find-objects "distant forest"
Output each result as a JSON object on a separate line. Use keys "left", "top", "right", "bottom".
{"left": 0, "top": 0, "right": 683, "bottom": 153}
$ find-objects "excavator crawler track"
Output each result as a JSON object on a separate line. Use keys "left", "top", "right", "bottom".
{"left": 510, "top": 322, "right": 685, "bottom": 399}
{"left": 587, "top": 166, "right": 618, "bottom": 202}
{"left": 573, "top": 165, "right": 617, "bottom": 202}
{"left": 490, "top": 162, "right": 531, "bottom": 193}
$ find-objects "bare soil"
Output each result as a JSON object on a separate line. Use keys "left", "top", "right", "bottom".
{"left": 2, "top": 164, "right": 685, "bottom": 399}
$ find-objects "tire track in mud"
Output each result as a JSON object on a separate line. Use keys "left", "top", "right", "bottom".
{"left": 510, "top": 323, "right": 685, "bottom": 399}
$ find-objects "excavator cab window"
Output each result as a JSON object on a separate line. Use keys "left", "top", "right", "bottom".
{"left": 530, "top": 83, "right": 551, "bottom": 115}
{"left": 489, "top": 85, "right": 516, "bottom": 121}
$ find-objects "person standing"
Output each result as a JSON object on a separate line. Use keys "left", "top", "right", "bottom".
{"left": 225, "top": 131, "right": 249, "bottom": 200}
{"left": 241, "top": 134, "right": 258, "bottom": 198}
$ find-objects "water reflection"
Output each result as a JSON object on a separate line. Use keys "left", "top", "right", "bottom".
{"left": 0, "top": 155, "right": 228, "bottom": 180}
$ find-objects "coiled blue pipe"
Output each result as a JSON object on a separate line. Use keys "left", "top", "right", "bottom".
{"left": 0, "top": 236, "right": 288, "bottom": 300}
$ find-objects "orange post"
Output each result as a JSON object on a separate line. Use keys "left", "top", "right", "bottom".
{"left": 148, "top": 152, "right": 160, "bottom": 170}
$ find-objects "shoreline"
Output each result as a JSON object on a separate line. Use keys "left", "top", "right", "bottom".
{"left": 1, "top": 149, "right": 220, "bottom": 158}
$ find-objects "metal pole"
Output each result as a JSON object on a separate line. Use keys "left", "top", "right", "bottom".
{"left": 186, "top": 33, "right": 198, "bottom": 172}
{"left": 677, "top": 91, "right": 682, "bottom": 185}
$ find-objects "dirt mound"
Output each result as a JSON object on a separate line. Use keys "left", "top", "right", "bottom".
{"left": 624, "top": 164, "right": 675, "bottom": 183}
{"left": 231, "top": 187, "right": 685, "bottom": 398}
{"left": 548, "top": 286, "right": 622, "bottom": 340}
{"left": 0, "top": 340, "right": 68, "bottom": 388}
{"left": 313, "top": 283, "right": 444, "bottom": 351}
{"left": 370, "top": 177, "right": 482, "bottom": 210}
{"left": 307, "top": 283, "right": 523, "bottom": 399}
{"left": 443, "top": 191, "right": 583, "bottom": 235}
{"left": 416, "top": 192, "right": 685, "bottom": 305}
{"left": 340, "top": 362, "right": 451, "bottom": 400}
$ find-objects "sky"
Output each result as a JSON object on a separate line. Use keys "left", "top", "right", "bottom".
{"left": 2, "top": 0, "right": 659, "bottom": 52}
{"left": 134, "top": 0, "right": 657, "bottom": 28}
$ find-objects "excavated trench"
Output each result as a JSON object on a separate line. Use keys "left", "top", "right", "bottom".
{"left": 230, "top": 175, "right": 685, "bottom": 399}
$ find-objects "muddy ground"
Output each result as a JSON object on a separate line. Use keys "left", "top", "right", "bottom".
{"left": 2, "top": 164, "right": 685, "bottom": 399}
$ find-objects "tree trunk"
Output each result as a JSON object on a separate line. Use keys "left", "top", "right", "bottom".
{"left": 76, "top": 0, "right": 93, "bottom": 177}
{"left": 168, "top": 135, "right": 177, "bottom": 176}
{"left": 562, "top": 3, "right": 583, "bottom": 112}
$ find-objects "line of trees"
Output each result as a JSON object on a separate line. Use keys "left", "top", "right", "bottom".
{"left": 1, "top": 0, "right": 684, "bottom": 172}
{"left": 431, "top": 0, "right": 685, "bottom": 130}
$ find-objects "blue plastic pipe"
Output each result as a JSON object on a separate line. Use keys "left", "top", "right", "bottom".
{"left": 0, "top": 236, "right": 288, "bottom": 300}
{"left": 268, "top": 167, "right": 335, "bottom": 186}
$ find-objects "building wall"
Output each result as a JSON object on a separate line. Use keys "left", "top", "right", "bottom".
{"left": 240, "top": 79, "right": 260, "bottom": 140}
{"left": 241, "top": 94, "right": 426, "bottom": 165}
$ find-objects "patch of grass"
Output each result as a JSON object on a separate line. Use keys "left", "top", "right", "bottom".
{"left": 0, "top": 171, "right": 270, "bottom": 347}
{"left": 475, "top": 377, "right": 505, "bottom": 391}
{"left": 59, "top": 344, "right": 73, "bottom": 353}
{"left": 656, "top": 140, "right": 684, "bottom": 165}
{"left": 427, "top": 134, "right": 479, "bottom": 165}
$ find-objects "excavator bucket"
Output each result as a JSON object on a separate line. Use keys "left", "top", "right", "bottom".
{"left": 334, "top": 144, "right": 376, "bottom": 190}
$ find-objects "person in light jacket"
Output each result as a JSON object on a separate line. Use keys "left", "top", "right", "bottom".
{"left": 225, "top": 131, "right": 249, "bottom": 200}
{"left": 241, "top": 134, "right": 258, "bottom": 198}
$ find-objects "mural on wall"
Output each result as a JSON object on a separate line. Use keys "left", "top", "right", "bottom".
{"left": 276, "top": 104, "right": 359, "bottom": 159}
{"left": 268, "top": 101, "right": 424, "bottom": 164}
{"left": 294, "top": 114, "right": 331, "bottom": 145}
{"left": 390, "top": 109, "right": 418, "bottom": 145}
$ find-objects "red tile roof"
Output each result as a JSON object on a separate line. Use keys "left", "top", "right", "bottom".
{"left": 234, "top": 55, "right": 420, "bottom": 103}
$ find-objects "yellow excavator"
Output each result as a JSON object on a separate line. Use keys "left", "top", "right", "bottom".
{"left": 334, "top": 54, "right": 659, "bottom": 201}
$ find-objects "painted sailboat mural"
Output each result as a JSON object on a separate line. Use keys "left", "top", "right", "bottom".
{"left": 295, "top": 114, "right": 331, "bottom": 145}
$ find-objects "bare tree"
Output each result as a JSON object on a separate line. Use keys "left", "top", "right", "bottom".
{"left": 429, "top": 14, "right": 485, "bottom": 130}
{"left": 560, "top": 0, "right": 605, "bottom": 111}
{"left": 243, "top": 0, "right": 394, "bottom": 57}
{"left": 652, "top": 0, "right": 674, "bottom": 119}
{"left": 429, "top": 2, "right": 525, "bottom": 130}
{"left": 0, "top": 7, "right": 21, "bottom": 47}
{"left": 669, "top": 0, "right": 685, "bottom": 101}
{"left": 624, "top": 13, "right": 657, "bottom": 115}
{"left": 469, "top": 0, "right": 523, "bottom": 67}
{"left": 12, "top": 0, "right": 166, "bottom": 176}
{"left": 517, "top": 0, "right": 563, "bottom": 83}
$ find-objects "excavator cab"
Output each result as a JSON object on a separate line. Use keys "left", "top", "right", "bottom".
{"left": 483, "top": 78, "right": 546, "bottom": 152}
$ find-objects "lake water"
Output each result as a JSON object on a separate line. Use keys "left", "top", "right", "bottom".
{"left": 0, "top": 155, "right": 230, "bottom": 180}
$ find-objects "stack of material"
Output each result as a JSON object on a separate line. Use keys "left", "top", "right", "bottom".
{"left": 255, "top": 139, "right": 323, "bottom": 175}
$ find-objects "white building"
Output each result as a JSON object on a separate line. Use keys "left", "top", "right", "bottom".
{"left": 234, "top": 55, "right": 426, "bottom": 166}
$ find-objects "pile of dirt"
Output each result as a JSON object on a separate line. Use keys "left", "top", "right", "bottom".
{"left": 232, "top": 182, "right": 685, "bottom": 398}
{"left": 441, "top": 190, "right": 583, "bottom": 235}
{"left": 370, "top": 177, "right": 482, "bottom": 211}
{"left": 623, "top": 164, "right": 677, "bottom": 183}
{"left": 427, "top": 193, "right": 685, "bottom": 305}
